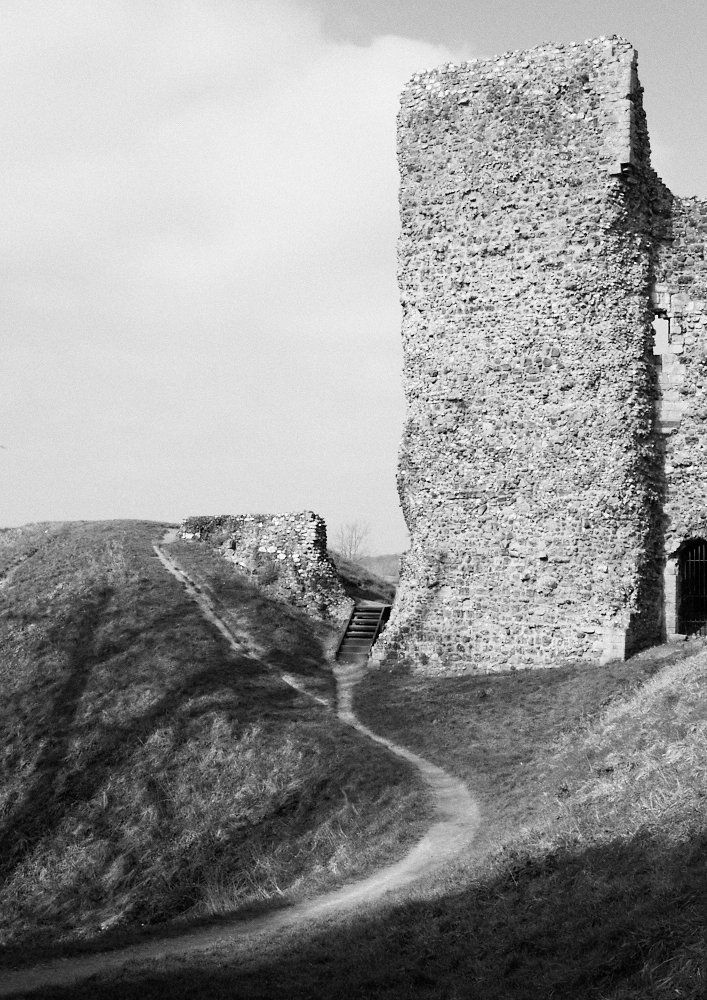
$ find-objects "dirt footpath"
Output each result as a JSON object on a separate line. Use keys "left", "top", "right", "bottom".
{"left": 0, "top": 537, "right": 479, "bottom": 997}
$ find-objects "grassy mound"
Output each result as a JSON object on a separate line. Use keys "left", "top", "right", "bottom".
{"left": 163, "top": 536, "right": 343, "bottom": 689}
{"left": 50, "top": 644, "right": 706, "bottom": 999}
{"left": 357, "top": 554, "right": 401, "bottom": 583}
{"left": 328, "top": 551, "right": 395, "bottom": 604}
{"left": 0, "top": 521, "right": 428, "bottom": 964}
{"left": 348, "top": 649, "right": 707, "bottom": 999}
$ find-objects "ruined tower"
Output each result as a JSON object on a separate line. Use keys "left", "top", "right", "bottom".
{"left": 375, "top": 37, "right": 707, "bottom": 672}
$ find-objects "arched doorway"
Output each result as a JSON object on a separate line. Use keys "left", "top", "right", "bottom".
{"left": 678, "top": 538, "right": 707, "bottom": 635}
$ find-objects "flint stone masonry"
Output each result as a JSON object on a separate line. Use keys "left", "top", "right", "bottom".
{"left": 375, "top": 36, "right": 707, "bottom": 673}
{"left": 179, "top": 512, "right": 352, "bottom": 624}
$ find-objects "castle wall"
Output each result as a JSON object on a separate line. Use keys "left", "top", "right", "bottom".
{"left": 377, "top": 37, "right": 670, "bottom": 673}
{"left": 652, "top": 198, "right": 707, "bottom": 631}
{"left": 179, "top": 511, "right": 351, "bottom": 623}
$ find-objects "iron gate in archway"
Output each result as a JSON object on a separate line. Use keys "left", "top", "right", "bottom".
{"left": 678, "top": 538, "right": 707, "bottom": 635}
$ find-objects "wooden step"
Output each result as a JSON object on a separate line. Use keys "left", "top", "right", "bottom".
{"left": 335, "top": 603, "right": 391, "bottom": 663}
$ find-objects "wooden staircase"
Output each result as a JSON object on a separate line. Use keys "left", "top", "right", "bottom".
{"left": 335, "top": 604, "right": 391, "bottom": 664}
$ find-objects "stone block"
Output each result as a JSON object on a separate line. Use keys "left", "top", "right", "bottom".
{"left": 376, "top": 35, "right": 707, "bottom": 676}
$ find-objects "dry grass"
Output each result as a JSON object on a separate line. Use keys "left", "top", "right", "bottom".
{"left": 163, "top": 537, "right": 341, "bottom": 694}
{"left": 0, "top": 521, "right": 429, "bottom": 967}
{"left": 357, "top": 553, "right": 401, "bottom": 584}
{"left": 356, "top": 649, "right": 695, "bottom": 855}
{"left": 40, "top": 642, "right": 706, "bottom": 999}
{"left": 328, "top": 551, "right": 396, "bottom": 604}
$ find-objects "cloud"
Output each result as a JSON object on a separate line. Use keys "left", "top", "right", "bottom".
{"left": 0, "top": 0, "right": 470, "bottom": 549}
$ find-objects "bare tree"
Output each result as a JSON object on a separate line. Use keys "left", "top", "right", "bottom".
{"left": 335, "top": 521, "right": 370, "bottom": 562}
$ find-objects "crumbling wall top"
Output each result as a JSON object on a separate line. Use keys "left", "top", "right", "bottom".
{"left": 180, "top": 511, "right": 351, "bottom": 623}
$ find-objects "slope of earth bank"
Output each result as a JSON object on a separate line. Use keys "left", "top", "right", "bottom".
{"left": 0, "top": 521, "right": 428, "bottom": 967}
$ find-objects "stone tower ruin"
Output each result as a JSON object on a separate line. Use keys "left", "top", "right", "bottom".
{"left": 376, "top": 36, "right": 707, "bottom": 672}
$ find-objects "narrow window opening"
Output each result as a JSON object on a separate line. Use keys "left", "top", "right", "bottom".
{"left": 652, "top": 315, "right": 670, "bottom": 356}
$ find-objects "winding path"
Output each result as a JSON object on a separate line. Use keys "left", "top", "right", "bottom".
{"left": 0, "top": 535, "right": 479, "bottom": 997}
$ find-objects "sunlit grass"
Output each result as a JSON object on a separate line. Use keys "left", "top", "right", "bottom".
{"left": 0, "top": 521, "right": 429, "bottom": 965}
{"left": 38, "top": 642, "right": 705, "bottom": 999}
{"left": 163, "top": 537, "right": 340, "bottom": 692}
{"left": 8, "top": 522, "right": 704, "bottom": 998}
{"left": 327, "top": 550, "right": 395, "bottom": 603}
{"left": 349, "top": 647, "right": 707, "bottom": 999}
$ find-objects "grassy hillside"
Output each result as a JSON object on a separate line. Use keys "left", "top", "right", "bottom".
{"left": 46, "top": 643, "right": 706, "bottom": 999}
{"left": 350, "top": 648, "right": 707, "bottom": 999}
{"left": 0, "top": 521, "right": 428, "bottom": 965}
{"left": 164, "top": 536, "right": 344, "bottom": 692}
{"left": 328, "top": 551, "right": 395, "bottom": 603}
{"left": 357, "top": 554, "right": 402, "bottom": 583}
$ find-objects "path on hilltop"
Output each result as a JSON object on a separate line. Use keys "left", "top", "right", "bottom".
{"left": 0, "top": 531, "right": 480, "bottom": 998}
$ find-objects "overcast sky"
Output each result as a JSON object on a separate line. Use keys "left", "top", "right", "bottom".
{"left": 2, "top": 1, "right": 706, "bottom": 553}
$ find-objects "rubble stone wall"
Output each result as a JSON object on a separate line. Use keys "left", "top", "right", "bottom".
{"left": 179, "top": 512, "right": 352, "bottom": 623}
{"left": 376, "top": 36, "right": 707, "bottom": 673}
{"left": 652, "top": 198, "right": 707, "bottom": 630}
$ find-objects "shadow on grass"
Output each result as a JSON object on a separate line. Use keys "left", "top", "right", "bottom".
{"left": 36, "top": 828, "right": 706, "bottom": 1000}
{"left": 328, "top": 551, "right": 395, "bottom": 604}
{"left": 0, "top": 587, "right": 114, "bottom": 884}
{"left": 1, "top": 525, "right": 432, "bottom": 970}
{"left": 0, "top": 540, "right": 336, "bottom": 959}
{"left": 163, "top": 539, "right": 337, "bottom": 682}
{"left": 0, "top": 585, "right": 308, "bottom": 884}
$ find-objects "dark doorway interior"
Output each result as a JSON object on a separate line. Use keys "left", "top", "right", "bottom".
{"left": 677, "top": 538, "right": 707, "bottom": 635}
